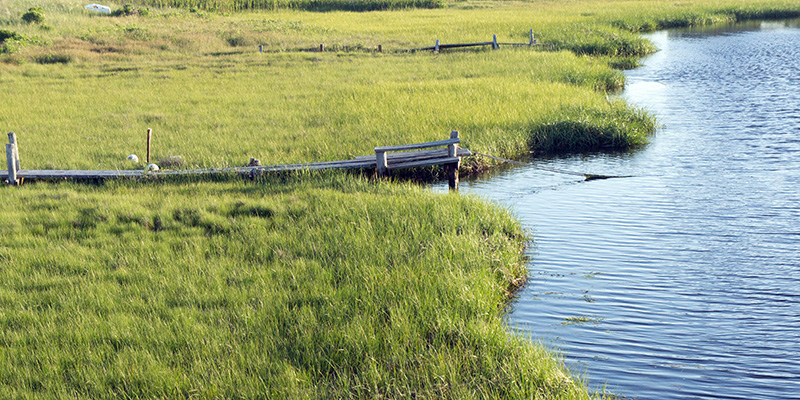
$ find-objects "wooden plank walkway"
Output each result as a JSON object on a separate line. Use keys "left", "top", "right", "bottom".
{"left": 4, "top": 131, "right": 471, "bottom": 190}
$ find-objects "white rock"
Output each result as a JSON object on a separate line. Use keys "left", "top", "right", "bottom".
{"left": 145, "top": 163, "right": 159, "bottom": 172}
{"left": 84, "top": 4, "right": 112, "bottom": 14}
{"left": 127, "top": 154, "right": 139, "bottom": 163}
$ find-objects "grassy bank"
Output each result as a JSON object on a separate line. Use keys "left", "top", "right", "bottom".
{"left": 0, "top": 174, "right": 590, "bottom": 399}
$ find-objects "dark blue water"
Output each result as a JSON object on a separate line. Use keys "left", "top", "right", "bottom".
{"left": 437, "top": 20, "right": 800, "bottom": 400}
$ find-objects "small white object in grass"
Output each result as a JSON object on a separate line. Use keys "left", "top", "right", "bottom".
{"left": 127, "top": 154, "right": 139, "bottom": 163}
{"left": 84, "top": 4, "right": 112, "bottom": 13}
{"left": 145, "top": 163, "right": 159, "bottom": 172}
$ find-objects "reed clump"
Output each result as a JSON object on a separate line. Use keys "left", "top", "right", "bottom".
{"left": 529, "top": 102, "right": 656, "bottom": 153}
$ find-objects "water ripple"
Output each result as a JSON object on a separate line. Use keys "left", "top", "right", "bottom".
{"left": 445, "top": 19, "right": 800, "bottom": 400}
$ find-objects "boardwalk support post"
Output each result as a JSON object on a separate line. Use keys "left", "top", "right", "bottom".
{"left": 434, "top": 40, "right": 440, "bottom": 53}
{"left": 376, "top": 150, "right": 388, "bottom": 178}
{"left": 447, "top": 130, "right": 460, "bottom": 191}
{"left": 6, "top": 145, "right": 17, "bottom": 186}
{"left": 530, "top": 29, "right": 536, "bottom": 45}
{"left": 492, "top": 35, "right": 499, "bottom": 50}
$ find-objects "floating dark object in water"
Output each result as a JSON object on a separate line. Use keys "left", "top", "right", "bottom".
{"left": 474, "top": 152, "right": 632, "bottom": 181}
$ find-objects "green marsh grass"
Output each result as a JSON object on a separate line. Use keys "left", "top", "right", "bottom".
{"left": 2, "top": 0, "right": 799, "bottom": 398}
{"left": 0, "top": 174, "right": 590, "bottom": 399}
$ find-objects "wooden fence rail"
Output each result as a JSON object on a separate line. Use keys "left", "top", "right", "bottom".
{"left": 404, "top": 29, "right": 538, "bottom": 52}
{"left": 4, "top": 131, "right": 470, "bottom": 190}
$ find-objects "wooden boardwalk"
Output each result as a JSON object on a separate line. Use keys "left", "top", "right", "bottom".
{"left": 5, "top": 131, "right": 471, "bottom": 190}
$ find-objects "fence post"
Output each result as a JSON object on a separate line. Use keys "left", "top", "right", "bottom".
{"left": 259, "top": 44, "right": 263, "bottom": 53}
{"left": 530, "top": 29, "right": 536, "bottom": 45}
{"left": 8, "top": 132, "right": 19, "bottom": 171}
{"left": 6, "top": 143, "right": 17, "bottom": 185}
{"left": 146, "top": 128, "right": 152, "bottom": 164}
{"left": 378, "top": 44, "right": 382, "bottom": 53}
{"left": 375, "top": 150, "right": 388, "bottom": 178}
{"left": 434, "top": 40, "right": 440, "bottom": 53}
{"left": 447, "top": 130, "right": 459, "bottom": 191}
{"left": 319, "top": 44, "right": 324, "bottom": 52}
{"left": 492, "top": 34, "right": 499, "bottom": 50}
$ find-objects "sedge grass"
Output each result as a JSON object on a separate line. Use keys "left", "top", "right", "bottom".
{"left": 2, "top": 1, "right": 799, "bottom": 398}
{"left": 0, "top": 174, "right": 591, "bottom": 399}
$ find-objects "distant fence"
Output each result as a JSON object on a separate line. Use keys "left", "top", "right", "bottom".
{"left": 257, "top": 30, "right": 540, "bottom": 54}
{"left": 402, "top": 29, "right": 539, "bottom": 52}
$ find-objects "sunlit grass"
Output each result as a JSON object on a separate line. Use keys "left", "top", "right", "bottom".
{"left": 1, "top": 0, "right": 798, "bottom": 398}
{"left": 2, "top": 48, "right": 637, "bottom": 170}
{"left": 0, "top": 174, "right": 592, "bottom": 399}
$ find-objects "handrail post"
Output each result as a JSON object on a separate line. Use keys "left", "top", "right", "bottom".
{"left": 434, "top": 40, "right": 440, "bottom": 53}
{"left": 447, "top": 130, "right": 460, "bottom": 191}
{"left": 376, "top": 149, "right": 388, "bottom": 178}
{"left": 492, "top": 34, "right": 499, "bottom": 50}
{"left": 530, "top": 29, "right": 536, "bottom": 46}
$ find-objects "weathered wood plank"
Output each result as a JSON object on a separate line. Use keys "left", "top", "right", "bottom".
{"left": 388, "top": 157, "right": 461, "bottom": 170}
{"left": 374, "top": 138, "right": 459, "bottom": 153}
{"left": 353, "top": 148, "right": 470, "bottom": 161}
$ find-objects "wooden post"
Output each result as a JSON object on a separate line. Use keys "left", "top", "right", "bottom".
{"left": 376, "top": 150, "right": 388, "bottom": 178}
{"left": 434, "top": 40, "right": 440, "bottom": 53}
{"left": 259, "top": 44, "right": 263, "bottom": 53}
{"left": 530, "top": 29, "right": 535, "bottom": 45}
{"left": 146, "top": 128, "right": 152, "bottom": 164}
{"left": 447, "top": 130, "right": 459, "bottom": 192}
{"left": 319, "top": 44, "right": 324, "bottom": 52}
{"left": 8, "top": 132, "right": 19, "bottom": 171}
{"left": 6, "top": 143, "right": 17, "bottom": 185}
{"left": 492, "top": 34, "right": 499, "bottom": 50}
{"left": 378, "top": 44, "right": 382, "bottom": 53}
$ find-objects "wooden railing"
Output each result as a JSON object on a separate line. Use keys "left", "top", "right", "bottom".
{"left": 375, "top": 130, "right": 463, "bottom": 190}
{"left": 4, "top": 131, "right": 470, "bottom": 190}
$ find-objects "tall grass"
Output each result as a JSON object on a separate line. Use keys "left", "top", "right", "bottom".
{"left": 2, "top": 1, "right": 799, "bottom": 398}
{"left": 0, "top": 174, "right": 591, "bottom": 399}
{"left": 1, "top": 49, "right": 637, "bottom": 171}
{"left": 133, "top": 0, "right": 447, "bottom": 11}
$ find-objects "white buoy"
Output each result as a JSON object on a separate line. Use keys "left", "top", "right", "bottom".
{"left": 84, "top": 4, "right": 112, "bottom": 14}
{"left": 127, "top": 154, "right": 139, "bottom": 163}
{"left": 145, "top": 163, "right": 159, "bottom": 172}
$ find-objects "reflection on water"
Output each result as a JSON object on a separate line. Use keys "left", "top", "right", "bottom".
{"left": 435, "top": 19, "right": 800, "bottom": 400}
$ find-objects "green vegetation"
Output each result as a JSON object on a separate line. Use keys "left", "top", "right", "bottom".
{"left": 1, "top": 0, "right": 798, "bottom": 398}
{"left": 21, "top": 7, "right": 46, "bottom": 25}
{"left": 0, "top": 174, "right": 587, "bottom": 399}
{"left": 135, "top": 0, "right": 446, "bottom": 12}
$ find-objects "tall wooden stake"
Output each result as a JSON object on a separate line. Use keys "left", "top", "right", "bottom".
{"left": 146, "top": 128, "right": 152, "bottom": 164}
{"left": 8, "top": 132, "right": 19, "bottom": 171}
{"left": 6, "top": 143, "right": 17, "bottom": 185}
{"left": 447, "top": 130, "right": 460, "bottom": 192}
